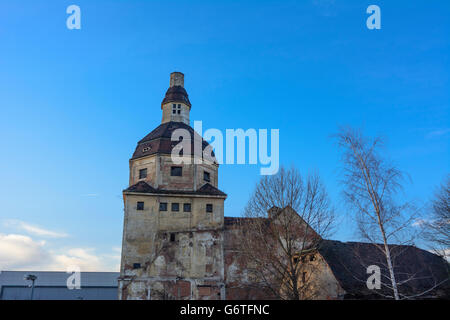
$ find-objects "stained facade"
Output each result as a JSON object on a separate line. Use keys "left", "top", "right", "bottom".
{"left": 118, "top": 73, "right": 450, "bottom": 300}
{"left": 118, "top": 72, "right": 227, "bottom": 300}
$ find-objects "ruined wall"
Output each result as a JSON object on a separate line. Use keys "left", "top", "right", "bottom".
{"left": 120, "top": 196, "right": 344, "bottom": 300}
{"left": 296, "top": 253, "right": 346, "bottom": 300}
{"left": 221, "top": 217, "right": 344, "bottom": 300}
{"left": 223, "top": 221, "right": 274, "bottom": 300}
{"left": 119, "top": 193, "right": 225, "bottom": 300}
{"left": 119, "top": 228, "right": 224, "bottom": 300}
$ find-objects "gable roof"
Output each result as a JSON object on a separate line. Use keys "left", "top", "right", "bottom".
{"left": 318, "top": 240, "right": 450, "bottom": 299}
{"left": 197, "top": 183, "right": 227, "bottom": 196}
{"left": 123, "top": 181, "right": 157, "bottom": 193}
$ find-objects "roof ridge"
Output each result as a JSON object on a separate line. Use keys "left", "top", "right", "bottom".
{"left": 123, "top": 181, "right": 227, "bottom": 197}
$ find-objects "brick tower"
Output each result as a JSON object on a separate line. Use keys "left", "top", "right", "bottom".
{"left": 118, "top": 72, "right": 227, "bottom": 300}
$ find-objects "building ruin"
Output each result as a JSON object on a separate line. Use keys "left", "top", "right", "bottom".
{"left": 118, "top": 72, "right": 450, "bottom": 300}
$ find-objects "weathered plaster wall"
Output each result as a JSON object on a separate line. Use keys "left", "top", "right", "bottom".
{"left": 223, "top": 223, "right": 274, "bottom": 300}
{"left": 161, "top": 102, "right": 190, "bottom": 124}
{"left": 296, "top": 253, "right": 346, "bottom": 300}
{"left": 129, "top": 155, "right": 218, "bottom": 190}
{"left": 119, "top": 193, "right": 225, "bottom": 300}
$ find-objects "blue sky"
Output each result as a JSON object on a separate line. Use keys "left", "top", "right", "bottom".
{"left": 0, "top": 0, "right": 448, "bottom": 271}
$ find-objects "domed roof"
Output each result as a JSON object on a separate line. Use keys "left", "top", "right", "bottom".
{"left": 131, "top": 121, "right": 215, "bottom": 161}
{"left": 161, "top": 85, "right": 191, "bottom": 108}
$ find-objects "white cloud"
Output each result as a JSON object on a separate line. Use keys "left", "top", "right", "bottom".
{"left": 0, "top": 234, "right": 49, "bottom": 270}
{"left": 3, "top": 220, "right": 68, "bottom": 238}
{"left": 49, "top": 248, "right": 108, "bottom": 271}
{"left": 0, "top": 233, "right": 119, "bottom": 272}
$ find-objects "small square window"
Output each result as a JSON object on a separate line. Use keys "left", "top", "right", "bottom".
{"left": 133, "top": 263, "right": 141, "bottom": 269}
{"left": 137, "top": 202, "right": 144, "bottom": 210}
{"left": 177, "top": 104, "right": 181, "bottom": 108}
{"left": 183, "top": 203, "right": 191, "bottom": 212}
{"left": 171, "top": 203, "right": 179, "bottom": 212}
{"left": 177, "top": 110, "right": 181, "bottom": 114}
{"left": 173, "top": 109, "right": 176, "bottom": 114}
{"left": 204, "top": 171, "right": 210, "bottom": 182}
{"left": 139, "top": 168, "right": 147, "bottom": 179}
{"left": 159, "top": 202, "right": 168, "bottom": 211}
{"left": 206, "top": 204, "right": 213, "bottom": 213}
{"left": 171, "top": 166, "right": 182, "bottom": 176}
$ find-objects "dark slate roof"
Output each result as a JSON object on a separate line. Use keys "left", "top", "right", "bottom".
{"left": 318, "top": 240, "right": 450, "bottom": 299}
{"left": 223, "top": 217, "right": 269, "bottom": 229}
{"left": 224, "top": 217, "right": 249, "bottom": 226}
{"left": 123, "top": 181, "right": 157, "bottom": 193}
{"left": 161, "top": 85, "right": 191, "bottom": 107}
{"left": 224, "top": 217, "right": 243, "bottom": 226}
{"left": 123, "top": 181, "right": 227, "bottom": 197}
{"left": 131, "top": 121, "right": 213, "bottom": 160}
{"left": 197, "top": 183, "right": 227, "bottom": 197}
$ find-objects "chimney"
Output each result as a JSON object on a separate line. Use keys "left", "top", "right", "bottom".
{"left": 268, "top": 206, "right": 281, "bottom": 219}
{"left": 170, "top": 72, "right": 184, "bottom": 88}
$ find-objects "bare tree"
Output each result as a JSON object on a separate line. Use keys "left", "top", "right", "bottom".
{"left": 238, "top": 167, "right": 335, "bottom": 300}
{"left": 335, "top": 126, "right": 420, "bottom": 300}
{"left": 422, "top": 175, "right": 450, "bottom": 259}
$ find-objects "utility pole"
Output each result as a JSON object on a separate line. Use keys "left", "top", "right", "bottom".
{"left": 24, "top": 274, "right": 37, "bottom": 300}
